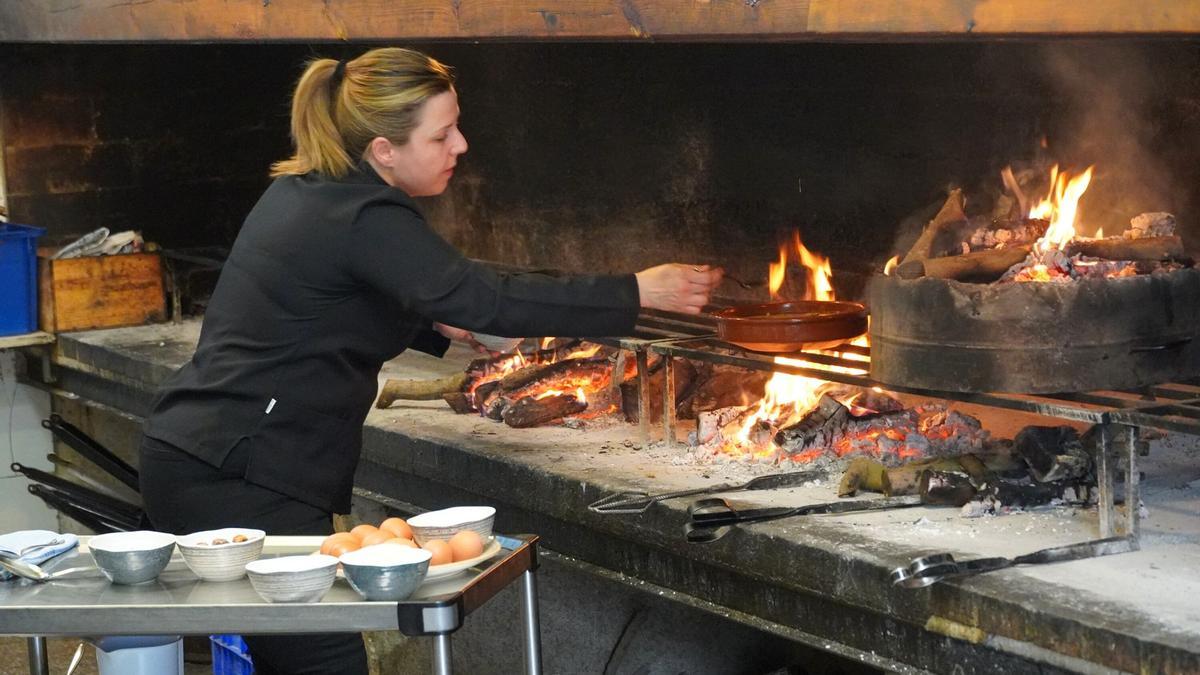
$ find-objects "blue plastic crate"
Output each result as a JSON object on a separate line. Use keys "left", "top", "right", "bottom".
{"left": 0, "top": 223, "right": 45, "bottom": 337}
{"left": 210, "top": 634, "right": 254, "bottom": 675}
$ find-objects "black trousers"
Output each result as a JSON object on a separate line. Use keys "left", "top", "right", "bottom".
{"left": 139, "top": 435, "right": 368, "bottom": 675}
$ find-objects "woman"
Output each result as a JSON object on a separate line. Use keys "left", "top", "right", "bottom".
{"left": 138, "top": 47, "right": 720, "bottom": 673}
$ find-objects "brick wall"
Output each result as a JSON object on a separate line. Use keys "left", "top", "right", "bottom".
{"left": 2, "top": 41, "right": 1198, "bottom": 300}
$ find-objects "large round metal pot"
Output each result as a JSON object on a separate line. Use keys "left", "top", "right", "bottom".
{"left": 867, "top": 269, "right": 1200, "bottom": 394}
{"left": 715, "top": 300, "right": 869, "bottom": 353}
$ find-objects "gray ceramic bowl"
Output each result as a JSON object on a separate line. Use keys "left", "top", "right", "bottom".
{"left": 408, "top": 506, "right": 495, "bottom": 547}
{"left": 87, "top": 531, "right": 177, "bottom": 585}
{"left": 245, "top": 555, "right": 338, "bottom": 603}
{"left": 340, "top": 545, "right": 432, "bottom": 601}
{"left": 176, "top": 528, "right": 266, "bottom": 581}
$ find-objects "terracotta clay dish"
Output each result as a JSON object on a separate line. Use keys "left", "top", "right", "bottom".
{"left": 714, "top": 300, "right": 869, "bottom": 353}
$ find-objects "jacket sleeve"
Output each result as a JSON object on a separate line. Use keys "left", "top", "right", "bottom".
{"left": 346, "top": 204, "right": 640, "bottom": 338}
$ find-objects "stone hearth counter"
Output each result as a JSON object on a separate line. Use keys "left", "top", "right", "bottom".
{"left": 45, "top": 321, "right": 1200, "bottom": 673}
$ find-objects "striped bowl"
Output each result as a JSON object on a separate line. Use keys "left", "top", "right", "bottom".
{"left": 407, "top": 506, "right": 495, "bottom": 547}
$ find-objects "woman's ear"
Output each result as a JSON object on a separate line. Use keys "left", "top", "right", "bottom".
{"left": 367, "top": 136, "right": 394, "bottom": 167}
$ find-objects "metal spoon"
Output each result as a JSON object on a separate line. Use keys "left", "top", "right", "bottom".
{"left": 0, "top": 555, "right": 92, "bottom": 582}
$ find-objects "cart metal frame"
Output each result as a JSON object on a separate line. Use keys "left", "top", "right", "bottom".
{"left": 0, "top": 534, "right": 542, "bottom": 675}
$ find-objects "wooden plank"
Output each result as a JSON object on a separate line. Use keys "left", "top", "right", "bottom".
{"left": 0, "top": 331, "right": 55, "bottom": 349}
{"left": 0, "top": 0, "right": 1196, "bottom": 43}
{"left": 39, "top": 253, "right": 166, "bottom": 333}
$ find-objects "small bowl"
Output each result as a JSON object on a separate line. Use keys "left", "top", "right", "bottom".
{"left": 177, "top": 528, "right": 266, "bottom": 581}
{"left": 88, "top": 531, "right": 176, "bottom": 585}
{"left": 245, "top": 555, "right": 338, "bottom": 603}
{"left": 407, "top": 506, "right": 496, "bottom": 547}
{"left": 340, "top": 544, "right": 432, "bottom": 601}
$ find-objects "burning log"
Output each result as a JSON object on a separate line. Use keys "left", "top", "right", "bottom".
{"left": 619, "top": 358, "right": 698, "bottom": 424}
{"left": 1065, "top": 235, "right": 1185, "bottom": 262}
{"left": 483, "top": 395, "right": 510, "bottom": 421}
{"left": 773, "top": 394, "right": 849, "bottom": 450}
{"left": 682, "top": 366, "right": 771, "bottom": 417}
{"left": 900, "top": 189, "right": 966, "bottom": 265}
{"left": 895, "top": 245, "right": 1032, "bottom": 283}
{"left": 498, "top": 353, "right": 610, "bottom": 393}
{"left": 502, "top": 393, "right": 587, "bottom": 428}
{"left": 442, "top": 392, "right": 475, "bottom": 414}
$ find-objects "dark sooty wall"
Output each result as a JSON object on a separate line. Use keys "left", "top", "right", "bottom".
{"left": 3, "top": 41, "right": 1199, "bottom": 301}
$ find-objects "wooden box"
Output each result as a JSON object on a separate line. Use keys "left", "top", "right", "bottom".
{"left": 38, "top": 252, "right": 167, "bottom": 332}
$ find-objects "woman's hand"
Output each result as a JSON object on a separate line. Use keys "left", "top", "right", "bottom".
{"left": 432, "top": 323, "right": 494, "bottom": 354}
{"left": 635, "top": 264, "right": 723, "bottom": 315}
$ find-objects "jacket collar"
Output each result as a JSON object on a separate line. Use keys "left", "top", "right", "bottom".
{"left": 341, "top": 159, "right": 389, "bottom": 187}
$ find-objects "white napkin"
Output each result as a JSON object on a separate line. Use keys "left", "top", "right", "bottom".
{"left": 0, "top": 530, "right": 79, "bottom": 580}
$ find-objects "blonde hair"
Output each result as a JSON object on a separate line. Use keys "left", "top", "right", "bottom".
{"left": 271, "top": 48, "right": 456, "bottom": 178}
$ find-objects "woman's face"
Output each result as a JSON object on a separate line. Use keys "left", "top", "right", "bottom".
{"left": 372, "top": 89, "right": 468, "bottom": 197}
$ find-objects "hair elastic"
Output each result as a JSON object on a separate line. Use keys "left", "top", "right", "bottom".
{"left": 331, "top": 59, "right": 347, "bottom": 88}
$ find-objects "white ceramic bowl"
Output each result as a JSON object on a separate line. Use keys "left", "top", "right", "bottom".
{"left": 407, "top": 506, "right": 495, "bottom": 547}
{"left": 176, "top": 528, "right": 266, "bottom": 581}
{"left": 244, "top": 555, "right": 338, "bottom": 603}
{"left": 88, "top": 531, "right": 176, "bottom": 585}
{"left": 340, "top": 545, "right": 432, "bottom": 601}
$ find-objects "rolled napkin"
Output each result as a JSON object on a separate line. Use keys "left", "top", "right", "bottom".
{"left": 0, "top": 530, "right": 79, "bottom": 580}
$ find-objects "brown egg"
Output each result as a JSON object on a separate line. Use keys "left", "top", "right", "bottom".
{"left": 327, "top": 538, "right": 361, "bottom": 557}
{"left": 349, "top": 524, "right": 379, "bottom": 542}
{"left": 320, "top": 532, "right": 358, "bottom": 556}
{"left": 381, "top": 537, "right": 418, "bottom": 548}
{"left": 359, "top": 530, "right": 394, "bottom": 547}
{"left": 379, "top": 517, "right": 413, "bottom": 540}
{"left": 448, "top": 530, "right": 484, "bottom": 562}
{"left": 422, "top": 539, "right": 453, "bottom": 565}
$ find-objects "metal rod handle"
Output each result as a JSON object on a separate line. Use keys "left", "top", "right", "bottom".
{"left": 521, "top": 569, "right": 543, "bottom": 675}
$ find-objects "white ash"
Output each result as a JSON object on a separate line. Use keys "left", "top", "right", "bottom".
{"left": 1125, "top": 212, "right": 1176, "bottom": 239}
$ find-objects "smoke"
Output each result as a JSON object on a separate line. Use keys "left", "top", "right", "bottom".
{"left": 1035, "top": 43, "right": 1189, "bottom": 238}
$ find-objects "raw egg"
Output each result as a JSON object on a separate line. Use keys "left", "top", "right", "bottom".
{"left": 322, "top": 532, "right": 361, "bottom": 557}
{"left": 379, "top": 517, "right": 413, "bottom": 540}
{"left": 359, "top": 530, "right": 394, "bottom": 547}
{"left": 422, "top": 539, "right": 453, "bottom": 565}
{"left": 448, "top": 530, "right": 484, "bottom": 562}
{"left": 382, "top": 537, "right": 418, "bottom": 548}
{"left": 349, "top": 524, "right": 379, "bottom": 542}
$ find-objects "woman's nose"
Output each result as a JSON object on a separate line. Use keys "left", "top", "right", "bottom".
{"left": 453, "top": 130, "right": 468, "bottom": 155}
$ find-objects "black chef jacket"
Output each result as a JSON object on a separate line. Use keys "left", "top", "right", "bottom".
{"left": 144, "top": 162, "right": 640, "bottom": 512}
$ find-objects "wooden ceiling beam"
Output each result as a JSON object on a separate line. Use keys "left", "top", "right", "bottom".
{"left": 0, "top": 1, "right": 1198, "bottom": 43}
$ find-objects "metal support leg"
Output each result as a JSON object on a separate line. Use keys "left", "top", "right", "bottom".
{"left": 27, "top": 637, "right": 48, "bottom": 675}
{"left": 520, "top": 569, "right": 544, "bottom": 675}
{"left": 1097, "top": 424, "right": 1115, "bottom": 538}
{"left": 431, "top": 633, "right": 452, "bottom": 675}
{"left": 1125, "top": 425, "right": 1140, "bottom": 541}
{"left": 636, "top": 349, "right": 651, "bottom": 442}
{"left": 661, "top": 356, "right": 677, "bottom": 449}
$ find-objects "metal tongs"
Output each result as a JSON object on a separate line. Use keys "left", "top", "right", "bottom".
{"left": 889, "top": 535, "right": 1139, "bottom": 589}
{"left": 684, "top": 494, "right": 924, "bottom": 543}
{"left": 588, "top": 470, "right": 823, "bottom": 515}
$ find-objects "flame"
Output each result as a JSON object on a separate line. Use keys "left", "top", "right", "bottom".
{"left": 1095, "top": 227, "right": 1104, "bottom": 239}
{"left": 883, "top": 255, "right": 900, "bottom": 276}
{"left": 1028, "top": 164, "right": 1094, "bottom": 254}
{"left": 768, "top": 230, "right": 835, "bottom": 300}
{"left": 540, "top": 337, "right": 554, "bottom": 350}
{"left": 768, "top": 246, "right": 788, "bottom": 298}
{"left": 720, "top": 234, "right": 869, "bottom": 459}
{"left": 576, "top": 387, "right": 587, "bottom": 403}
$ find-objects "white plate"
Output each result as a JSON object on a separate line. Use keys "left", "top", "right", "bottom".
{"left": 424, "top": 538, "right": 502, "bottom": 580}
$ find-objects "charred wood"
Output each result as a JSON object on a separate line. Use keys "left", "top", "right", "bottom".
{"left": 502, "top": 394, "right": 587, "bottom": 428}
{"left": 1014, "top": 426, "right": 1091, "bottom": 483}
{"left": 773, "top": 395, "right": 850, "bottom": 450}
{"left": 895, "top": 245, "right": 1032, "bottom": 283}
{"left": 1065, "top": 235, "right": 1185, "bottom": 261}
{"left": 500, "top": 358, "right": 610, "bottom": 394}
{"left": 442, "top": 392, "right": 474, "bottom": 415}
{"left": 684, "top": 366, "right": 771, "bottom": 416}
{"left": 900, "top": 189, "right": 967, "bottom": 265}
{"left": 620, "top": 358, "right": 698, "bottom": 424}
{"left": 483, "top": 395, "right": 510, "bottom": 421}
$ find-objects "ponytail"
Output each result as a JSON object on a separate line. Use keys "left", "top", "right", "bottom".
{"left": 271, "top": 49, "right": 456, "bottom": 179}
